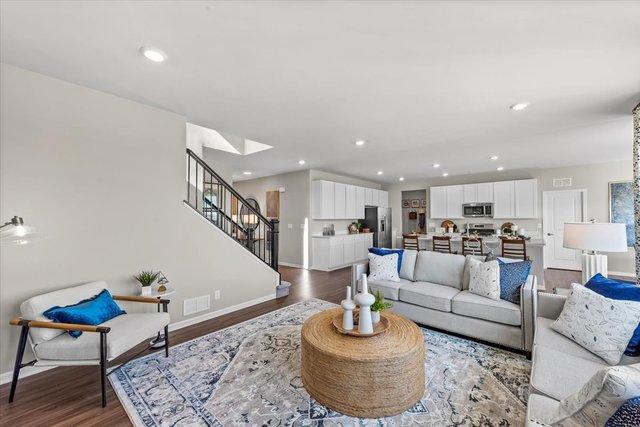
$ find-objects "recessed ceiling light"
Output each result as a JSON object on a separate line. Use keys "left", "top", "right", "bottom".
{"left": 399, "top": 177, "right": 405, "bottom": 181}
{"left": 355, "top": 140, "right": 365, "bottom": 146}
{"left": 509, "top": 102, "right": 529, "bottom": 111}
{"left": 139, "top": 46, "right": 167, "bottom": 62}
{"left": 298, "top": 160, "right": 306, "bottom": 165}
{"left": 489, "top": 155, "right": 499, "bottom": 161}
{"left": 377, "top": 171, "right": 383, "bottom": 175}
{"left": 497, "top": 166, "right": 504, "bottom": 171}
{"left": 432, "top": 163, "right": 440, "bottom": 168}
{"left": 442, "top": 172, "right": 449, "bottom": 177}
{"left": 243, "top": 171, "right": 252, "bottom": 175}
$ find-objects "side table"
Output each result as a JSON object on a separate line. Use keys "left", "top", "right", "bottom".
{"left": 149, "top": 287, "right": 175, "bottom": 348}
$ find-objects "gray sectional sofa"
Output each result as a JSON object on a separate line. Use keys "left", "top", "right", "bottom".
{"left": 351, "top": 250, "right": 537, "bottom": 351}
{"left": 525, "top": 292, "right": 640, "bottom": 426}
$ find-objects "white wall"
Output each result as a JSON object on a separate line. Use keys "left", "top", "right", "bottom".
{"left": 0, "top": 64, "right": 279, "bottom": 375}
{"left": 387, "top": 160, "right": 636, "bottom": 275}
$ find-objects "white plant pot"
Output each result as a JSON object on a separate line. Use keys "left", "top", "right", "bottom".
{"left": 371, "top": 310, "right": 381, "bottom": 324}
{"left": 141, "top": 286, "right": 152, "bottom": 296}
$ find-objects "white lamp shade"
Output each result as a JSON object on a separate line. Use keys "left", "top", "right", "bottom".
{"left": 563, "top": 222, "right": 628, "bottom": 252}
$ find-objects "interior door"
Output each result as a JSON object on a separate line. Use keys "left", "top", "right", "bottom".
{"left": 543, "top": 190, "right": 584, "bottom": 270}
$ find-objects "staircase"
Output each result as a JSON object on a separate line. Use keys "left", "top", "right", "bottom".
{"left": 185, "top": 148, "right": 280, "bottom": 275}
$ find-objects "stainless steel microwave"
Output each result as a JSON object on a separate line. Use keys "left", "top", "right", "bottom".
{"left": 462, "top": 203, "right": 493, "bottom": 218}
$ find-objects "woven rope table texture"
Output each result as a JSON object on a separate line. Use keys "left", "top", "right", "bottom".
{"left": 301, "top": 308, "right": 425, "bottom": 418}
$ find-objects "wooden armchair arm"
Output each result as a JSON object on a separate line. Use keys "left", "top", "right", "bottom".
{"left": 112, "top": 295, "right": 170, "bottom": 305}
{"left": 9, "top": 317, "right": 111, "bottom": 333}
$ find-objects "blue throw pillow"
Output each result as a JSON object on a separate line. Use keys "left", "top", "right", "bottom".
{"left": 43, "top": 289, "right": 125, "bottom": 338}
{"left": 605, "top": 396, "right": 640, "bottom": 427}
{"left": 585, "top": 273, "right": 640, "bottom": 356}
{"left": 498, "top": 259, "right": 531, "bottom": 305}
{"left": 368, "top": 248, "right": 404, "bottom": 272}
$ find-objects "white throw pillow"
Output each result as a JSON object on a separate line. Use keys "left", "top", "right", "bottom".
{"left": 548, "top": 364, "right": 640, "bottom": 427}
{"left": 468, "top": 258, "right": 500, "bottom": 300}
{"left": 551, "top": 283, "right": 640, "bottom": 365}
{"left": 399, "top": 249, "right": 418, "bottom": 281}
{"left": 368, "top": 253, "right": 400, "bottom": 282}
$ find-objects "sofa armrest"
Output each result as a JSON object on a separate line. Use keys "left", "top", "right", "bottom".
{"left": 537, "top": 292, "right": 566, "bottom": 320}
{"left": 9, "top": 317, "right": 111, "bottom": 333}
{"left": 113, "top": 295, "right": 170, "bottom": 305}
{"left": 351, "top": 262, "right": 368, "bottom": 296}
{"left": 520, "top": 274, "right": 537, "bottom": 351}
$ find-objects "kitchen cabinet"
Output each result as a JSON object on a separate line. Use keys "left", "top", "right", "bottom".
{"left": 365, "top": 188, "right": 373, "bottom": 205}
{"left": 312, "top": 180, "right": 334, "bottom": 219}
{"left": 343, "top": 236, "right": 355, "bottom": 264}
{"left": 356, "top": 186, "right": 365, "bottom": 218}
{"left": 477, "top": 182, "right": 493, "bottom": 203}
{"left": 329, "top": 236, "right": 344, "bottom": 267}
{"left": 430, "top": 186, "right": 447, "bottom": 218}
{"left": 515, "top": 179, "right": 537, "bottom": 218}
{"left": 372, "top": 188, "right": 379, "bottom": 206}
{"left": 312, "top": 233, "right": 373, "bottom": 271}
{"left": 334, "top": 183, "right": 346, "bottom": 219}
{"left": 493, "top": 180, "right": 515, "bottom": 219}
{"left": 446, "top": 185, "right": 464, "bottom": 219}
{"left": 345, "top": 185, "right": 357, "bottom": 219}
{"left": 463, "top": 184, "right": 478, "bottom": 203}
{"left": 379, "top": 190, "right": 389, "bottom": 208}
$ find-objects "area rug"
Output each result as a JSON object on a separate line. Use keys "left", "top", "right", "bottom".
{"left": 109, "top": 299, "right": 531, "bottom": 426}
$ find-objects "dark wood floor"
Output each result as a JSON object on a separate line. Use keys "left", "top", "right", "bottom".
{"left": 0, "top": 266, "right": 349, "bottom": 426}
{"left": 0, "top": 265, "right": 625, "bottom": 425}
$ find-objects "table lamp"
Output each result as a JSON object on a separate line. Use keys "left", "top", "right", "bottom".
{"left": 563, "top": 221, "right": 628, "bottom": 283}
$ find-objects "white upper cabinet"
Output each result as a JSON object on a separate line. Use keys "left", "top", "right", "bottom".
{"left": 334, "top": 182, "right": 346, "bottom": 219}
{"left": 477, "top": 182, "right": 494, "bottom": 203}
{"left": 493, "top": 180, "right": 515, "bottom": 219}
{"left": 356, "top": 186, "right": 365, "bottom": 218}
{"left": 514, "top": 179, "right": 537, "bottom": 218}
{"left": 446, "top": 185, "right": 464, "bottom": 218}
{"left": 365, "top": 187, "right": 373, "bottom": 205}
{"left": 379, "top": 190, "right": 389, "bottom": 208}
{"left": 345, "top": 184, "right": 357, "bottom": 219}
{"left": 462, "top": 184, "right": 478, "bottom": 203}
{"left": 430, "top": 186, "right": 447, "bottom": 218}
{"left": 371, "top": 188, "right": 379, "bottom": 206}
{"left": 312, "top": 180, "right": 335, "bottom": 219}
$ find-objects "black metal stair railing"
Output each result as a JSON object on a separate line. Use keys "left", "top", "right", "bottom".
{"left": 185, "top": 148, "right": 279, "bottom": 272}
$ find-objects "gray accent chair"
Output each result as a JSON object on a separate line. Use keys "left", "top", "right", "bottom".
{"left": 8, "top": 281, "right": 171, "bottom": 407}
{"left": 352, "top": 250, "right": 537, "bottom": 351}
{"left": 525, "top": 292, "right": 640, "bottom": 426}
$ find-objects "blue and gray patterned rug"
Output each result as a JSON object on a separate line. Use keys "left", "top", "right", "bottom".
{"left": 109, "top": 299, "right": 531, "bottom": 426}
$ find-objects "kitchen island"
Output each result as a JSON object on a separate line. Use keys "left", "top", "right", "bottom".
{"left": 396, "top": 234, "right": 545, "bottom": 288}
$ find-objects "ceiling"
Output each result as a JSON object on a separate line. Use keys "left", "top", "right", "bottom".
{"left": 2, "top": 1, "right": 639, "bottom": 183}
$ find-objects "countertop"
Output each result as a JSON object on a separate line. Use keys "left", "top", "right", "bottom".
{"left": 400, "top": 233, "right": 545, "bottom": 246}
{"left": 312, "top": 232, "right": 373, "bottom": 239}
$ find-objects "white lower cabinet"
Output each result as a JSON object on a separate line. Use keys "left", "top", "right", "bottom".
{"left": 312, "top": 233, "right": 373, "bottom": 271}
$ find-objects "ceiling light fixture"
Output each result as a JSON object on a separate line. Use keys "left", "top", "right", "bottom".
{"left": 399, "top": 177, "right": 405, "bottom": 181}
{"left": 497, "top": 166, "right": 504, "bottom": 171}
{"left": 355, "top": 140, "right": 365, "bottom": 146}
{"left": 442, "top": 172, "right": 449, "bottom": 177}
{"left": 490, "top": 155, "right": 499, "bottom": 161}
{"left": 298, "top": 160, "right": 306, "bottom": 165}
{"left": 432, "top": 163, "right": 440, "bottom": 168}
{"left": 509, "top": 102, "right": 529, "bottom": 111}
{"left": 243, "top": 171, "right": 252, "bottom": 175}
{"left": 377, "top": 171, "right": 383, "bottom": 175}
{"left": 139, "top": 47, "right": 167, "bottom": 63}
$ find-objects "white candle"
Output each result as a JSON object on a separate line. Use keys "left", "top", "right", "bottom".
{"left": 346, "top": 286, "right": 352, "bottom": 300}
{"left": 361, "top": 273, "right": 368, "bottom": 294}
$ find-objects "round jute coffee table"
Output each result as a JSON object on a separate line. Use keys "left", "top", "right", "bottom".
{"left": 301, "top": 308, "right": 425, "bottom": 418}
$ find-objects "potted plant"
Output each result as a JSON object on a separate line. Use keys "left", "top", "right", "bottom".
{"left": 134, "top": 270, "right": 159, "bottom": 296}
{"left": 371, "top": 290, "right": 392, "bottom": 324}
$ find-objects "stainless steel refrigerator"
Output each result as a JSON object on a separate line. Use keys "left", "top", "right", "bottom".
{"left": 364, "top": 207, "right": 392, "bottom": 248}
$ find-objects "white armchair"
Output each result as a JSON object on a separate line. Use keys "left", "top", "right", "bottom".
{"left": 8, "top": 281, "right": 171, "bottom": 407}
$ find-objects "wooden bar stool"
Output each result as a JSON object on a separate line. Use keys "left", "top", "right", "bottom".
{"left": 432, "top": 235, "right": 453, "bottom": 253}
{"left": 500, "top": 237, "right": 528, "bottom": 260}
{"left": 462, "top": 236, "right": 484, "bottom": 256}
{"left": 403, "top": 234, "right": 420, "bottom": 250}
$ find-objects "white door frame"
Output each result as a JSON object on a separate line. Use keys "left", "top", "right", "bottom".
{"left": 542, "top": 189, "right": 588, "bottom": 270}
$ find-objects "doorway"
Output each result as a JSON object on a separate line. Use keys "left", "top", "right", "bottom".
{"left": 542, "top": 189, "right": 587, "bottom": 270}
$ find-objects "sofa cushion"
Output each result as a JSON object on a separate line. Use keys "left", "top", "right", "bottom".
{"left": 452, "top": 290, "right": 521, "bottom": 326}
{"left": 399, "top": 282, "right": 460, "bottom": 312}
{"left": 468, "top": 258, "right": 501, "bottom": 300}
{"left": 368, "top": 253, "right": 400, "bottom": 282}
{"left": 530, "top": 345, "right": 605, "bottom": 401}
{"left": 34, "top": 312, "right": 170, "bottom": 361}
{"left": 535, "top": 317, "right": 605, "bottom": 363}
{"left": 498, "top": 259, "right": 531, "bottom": 304}
{"left": 413, "top": 251, "right": 466, "bottom": 290}
{"left": 462, "top": 255, "right": 487, "bottom": 290}
{"left": 526, "top": 394, "right": 559, "bottom": 427}
{"left": 399, "top": 249, "right": 418, "bottom": 281}
{"left": 368, "top": 247, "right": 404, "bottom": 272}
{"left": 360, "top": 278, "right": 412, "bottom": 301}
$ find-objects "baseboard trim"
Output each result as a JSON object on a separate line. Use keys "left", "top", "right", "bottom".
{"left": 608, "top": 270, "right": 636, "bottom": 278}
{"left": 279, "top": 262, "right": 305, "bottom": 269}
{"left": 0, "top": 293, "right": 276, "bottom": 385}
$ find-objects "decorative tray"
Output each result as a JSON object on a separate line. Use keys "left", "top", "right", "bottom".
{"left": 332, "top": 311, "right": 390, "bottom": 337}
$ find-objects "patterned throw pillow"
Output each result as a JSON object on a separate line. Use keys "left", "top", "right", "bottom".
{"left": 551, "top": 284, "right": 640, "bottom": 365}
{"left": 367, "top": 253, "right": 400, "bottom": 283}
{"left": 549, "top": 364, "right": 640, "bottom": 427}
{"left": 605, "top": 396, "right": 640, "bottom": 427}
{"left": 498, "top": 259, "right": 531, "bottom": 305}
{"left": 468, "top": 258, "right": 500, "bottom": 300}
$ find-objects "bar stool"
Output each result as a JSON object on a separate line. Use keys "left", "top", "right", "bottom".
{"left": 462, "top": 236, "right": 484, "bottom": 256}
{"left": 432, "top": 235, "right": 453, "bottom": 253}
{"left": 403, "top": 234, "right": 420, "bottom": 250}
{"left": 500, "top": 237, "right": 528, "bottom": 260}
